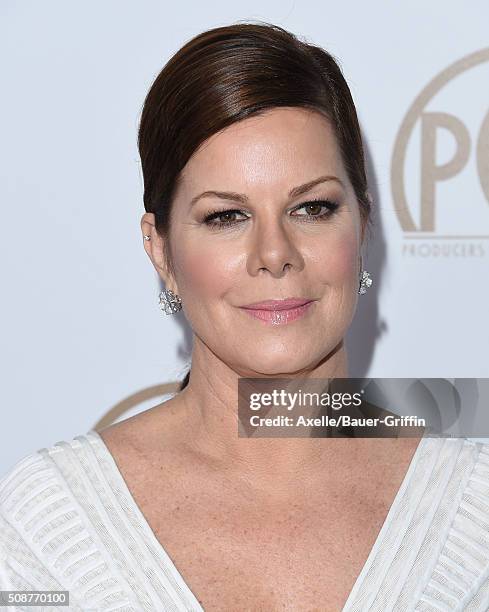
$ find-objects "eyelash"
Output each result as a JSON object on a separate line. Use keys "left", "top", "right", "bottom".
{"left": 202, "top": 198, "right": 340, "bottom": 229}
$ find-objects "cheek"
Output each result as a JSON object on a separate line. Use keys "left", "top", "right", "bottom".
{"left": 314, "top": 233, "right": 359, "bottom": 286}
{"left": 334, "top": 240, "right": 358, "bottom": 281}
{"left": 173, "top": 240, "right": 238, "bottom": 301}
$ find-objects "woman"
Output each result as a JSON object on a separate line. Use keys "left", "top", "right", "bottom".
{"left": 1, "top": 21, "right": 489, "bottom": 612}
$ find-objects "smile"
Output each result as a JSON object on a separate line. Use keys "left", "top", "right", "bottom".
{"left": 239, "top": 300, "right": 316, "bottom": 325}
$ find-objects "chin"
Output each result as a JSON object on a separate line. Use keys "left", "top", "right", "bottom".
{"left": 242, "top": 352, "right": 316, "bottom": 377}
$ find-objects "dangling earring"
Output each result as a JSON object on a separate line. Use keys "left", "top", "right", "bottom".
{"left": 358, "top": 270, "right": 373, "bottom": 294}
{"left": 158, "top": 288, "right": 182, "bottom": 315}
{"left": 144, "top": 232, "right": 182, "bottom": 313}
{"left": 358, "top": 257, "right": 373, "bottom": 295}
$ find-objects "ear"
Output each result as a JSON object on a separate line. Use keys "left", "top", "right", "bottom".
{"left": 140, "top": 212, "right": 178, "bottom": 292}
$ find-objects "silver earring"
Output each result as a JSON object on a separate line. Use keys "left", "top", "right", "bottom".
{"left": 158, "top": 288, "right": 182, "bottom": 315}
{"left": 144, "top": 235, "right": 151, "bottom": 241}
{"left": 358, "top": 269, "right": 373, "bottom": 295}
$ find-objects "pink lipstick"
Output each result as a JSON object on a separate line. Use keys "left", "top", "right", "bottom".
{"left": 239, "top": 298, "right": 317, "bottom": 325}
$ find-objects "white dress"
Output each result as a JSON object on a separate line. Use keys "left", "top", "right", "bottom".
{"left": 1, "top": 430, "right": 489, "bottom": 611}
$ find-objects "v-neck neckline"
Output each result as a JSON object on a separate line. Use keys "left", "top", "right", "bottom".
{"left": 85, "top": 429, "right": 431, "bottom": 612}
{"left": 340, "top": 431, "right": 431, "bottom": 610}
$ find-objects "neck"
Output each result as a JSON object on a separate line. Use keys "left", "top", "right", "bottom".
{"left": 171, "top": 338, "right": 421, "bottom": 495}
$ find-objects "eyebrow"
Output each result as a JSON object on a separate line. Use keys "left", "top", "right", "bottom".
{"left": 189, "top": 175, "right": 345, "bottom": 207}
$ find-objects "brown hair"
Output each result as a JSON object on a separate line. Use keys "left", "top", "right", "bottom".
{"left": 137, "top": 21, "right": 372, "bottom": 392}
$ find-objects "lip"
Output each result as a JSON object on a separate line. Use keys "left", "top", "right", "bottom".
{"left": 239, "top": 298, "right": 317, "bottom": 325}
{"left": 240, "top": 297, "right": 315, "bottom": 311}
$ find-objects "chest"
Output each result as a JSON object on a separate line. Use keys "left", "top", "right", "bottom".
{"left": 139, "top": 487, "right": 388, "bottom": 612}
{"left": 101, "top": 432, "right": 402, "bottom": 612}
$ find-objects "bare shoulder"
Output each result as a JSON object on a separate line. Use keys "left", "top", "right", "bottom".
{"left": 98, "top": 395, "right": 186, "bottom": 457}
{"left": 96, "top": 395, "right": 199, "bottom": 498}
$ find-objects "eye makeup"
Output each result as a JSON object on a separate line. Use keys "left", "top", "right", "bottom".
{"left": 201, "top": 197, "right": 341, "bottom": 230}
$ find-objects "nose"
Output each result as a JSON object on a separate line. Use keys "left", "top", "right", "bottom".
{"left": 246, "top": 216, "right": 305, "bottom": 278}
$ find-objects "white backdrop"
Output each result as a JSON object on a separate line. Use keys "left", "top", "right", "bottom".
{"left": 1, "top": 1, "right": 488, "bottom": 471}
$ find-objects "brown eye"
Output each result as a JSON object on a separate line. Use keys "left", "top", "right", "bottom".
{"left": 219, "top": 212, "right": 239, "bottom": 222}
{"left": 203, "top": 208, "right": 249, "bottom": 228}
{"left": 291, "top": 200, "right": 340, "bottom": 220}
{"left": 304, "top": 203, "right": 323, "bottom": 215}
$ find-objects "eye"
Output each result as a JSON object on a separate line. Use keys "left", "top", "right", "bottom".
{"left": 291, "top": 199, "right": 340, "bottom": 221}
{"left": 202, "top": 198, "right": 340, "bottom": 230}
{"left": 203, "top": 209, "right": 249, "bottom": 228}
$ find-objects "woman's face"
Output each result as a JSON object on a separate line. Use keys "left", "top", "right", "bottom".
{"left": 152, "top": 107, "right": 364, "bottom": 376}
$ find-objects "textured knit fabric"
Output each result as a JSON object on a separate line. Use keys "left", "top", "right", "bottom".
{"left": 1, "top": 431, "right": 489, "bottom": 611}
